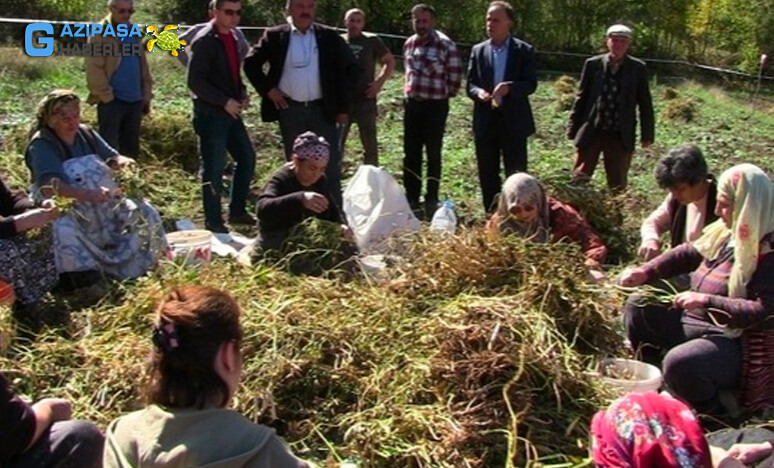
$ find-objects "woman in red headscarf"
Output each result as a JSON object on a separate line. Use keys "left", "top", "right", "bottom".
{"left": 590, "top": 392, "right": 712, "bottom": 468}
{"left": 590, "top": 392, "right": 774, "bottom": 467}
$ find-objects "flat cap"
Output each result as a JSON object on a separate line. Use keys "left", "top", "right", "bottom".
{"left": 606, "top": 24, "right": 632, "bottom": 38}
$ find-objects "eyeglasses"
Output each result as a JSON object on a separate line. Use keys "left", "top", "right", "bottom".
{"left": 113, "top": 7, "right": 135, "bottom": 14}
{"left": 221, "top": 8, "right": 242, "bottom": 16}
{"left": 511, "top": 205, "right": 536, "bottom": 215}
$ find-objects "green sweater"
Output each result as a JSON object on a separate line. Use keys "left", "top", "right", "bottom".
{"left": 104, "top": 405, "right": 309, "bottom": 468}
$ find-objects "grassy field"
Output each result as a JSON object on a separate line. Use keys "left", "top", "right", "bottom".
{"left": 2, "top": 45, "right": 774, "bottom": 467}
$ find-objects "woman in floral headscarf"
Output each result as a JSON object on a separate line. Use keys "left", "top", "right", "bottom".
{"left": 487, "top": 173, "right": 608, "bottom": 280}
{"left": 256, "top": 131, "right": 350, "bottom": 251}
{"left": 621, "top": 163, "right": 774, "bottom": 416}
{"left": 592, "top": 392, "right": 774, "bottom": 468}
{"left": 254, "top": 131, "right": 354, "bottom": 274}
{"left": 590, "top": 392, "right": 713, "bottom": 468}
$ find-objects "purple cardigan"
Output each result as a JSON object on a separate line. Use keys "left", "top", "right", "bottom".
{"left": 641, "top": 233, "right": 774, "bottom": 410}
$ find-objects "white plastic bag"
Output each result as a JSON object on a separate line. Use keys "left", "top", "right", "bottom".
{"left": 343, "top": 165, "right": 421, "bottom": 254}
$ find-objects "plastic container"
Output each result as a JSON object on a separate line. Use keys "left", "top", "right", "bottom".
{"left": 166, "top": 230, "right": 212, "bottom": 265}
{"left": 600, "top": 358, "right": 662, "bottom": 395}
{"left": 0, "top": 281, "right": 15, "bottom": 307}
{"left": 430, "top": 200, "right": 457, "bottom": 235}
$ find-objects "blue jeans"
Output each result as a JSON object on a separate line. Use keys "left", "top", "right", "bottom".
{"left": 278, "top": 102, "right": 342, "bottom": 209}
{"left": 97, "top": 98, "right": 143, "bottom": 157}
{"left": 192, "top": 107, "right": 256, "bottom": 228}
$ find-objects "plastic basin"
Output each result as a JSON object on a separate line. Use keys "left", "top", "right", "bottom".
{"left": 166, "top": 230, "right": 212, "bottom": 265}
{"left": 600, "top": 357, "right": 662, "bottom": 395}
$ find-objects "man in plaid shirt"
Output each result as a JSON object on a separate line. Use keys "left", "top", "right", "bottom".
{"left": 402, "top": 3, "right": 463, "bottom": 218}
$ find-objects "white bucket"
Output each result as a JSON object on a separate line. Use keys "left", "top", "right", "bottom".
{"left": 600, "top": 358, "right": 662, "bottom": 395}
{"left": 166, "top": 230, "right": 212, "bottom": 265}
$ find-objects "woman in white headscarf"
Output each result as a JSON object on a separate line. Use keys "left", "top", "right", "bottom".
{"left": 621, "top": 163, "right": 774, "bottom": 416}
{"left": 487, "top": 173, "right": 607, "bottom": 278}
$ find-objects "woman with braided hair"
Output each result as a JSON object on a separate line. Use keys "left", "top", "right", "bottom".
{"left": 103, "top": 286, "right": 308, "bottom": 467}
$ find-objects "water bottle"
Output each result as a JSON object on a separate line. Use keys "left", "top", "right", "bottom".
{"left": 430, "top": 200, "right": 457, "bottom": 235}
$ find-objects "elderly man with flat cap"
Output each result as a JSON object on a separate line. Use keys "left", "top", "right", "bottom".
{"left": 567, "top": 24, "right": 654, "bottom": 191}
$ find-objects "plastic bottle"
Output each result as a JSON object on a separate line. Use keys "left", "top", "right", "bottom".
{"left": 430, "top": 200, "right": 457, "bottom": 235}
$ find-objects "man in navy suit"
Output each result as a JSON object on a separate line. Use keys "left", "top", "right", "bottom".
{"left": 243, "top": 0, "right": 357, "bottom": 208}
{"left": 466, "top": 1, "right": 536, "bottom": 212}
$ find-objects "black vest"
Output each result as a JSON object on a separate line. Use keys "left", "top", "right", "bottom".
{"left": 667, "top": 176, "right": 718, "bottom": 248}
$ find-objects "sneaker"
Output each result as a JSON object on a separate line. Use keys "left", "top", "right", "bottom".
{"left": 205, "top": 223, "right": 229, "bottom": 234}
{"left": 228, "top": 212, "right": 256, "bottom": 226}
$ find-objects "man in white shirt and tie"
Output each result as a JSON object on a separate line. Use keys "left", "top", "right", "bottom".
{"left": 244, "top": 0, "right": 358, "bottom": 208}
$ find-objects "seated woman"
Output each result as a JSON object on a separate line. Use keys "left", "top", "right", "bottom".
{"left": 590, "top": 392, "right": 774, "bottom": 468}
{"left": 1, "top": 372, "right": 103, "bottom": 467}
{"left": 255, "top": 131, "right": 354, "bottom": 274}
{"left": 590, "top": 392, "right": 713, "bottom": 467}
{"left": 24, "top": 89, "right": 165, "bottom": 282}
{"left": 256, "top": 131, "right": 349, "bottom": 250}
{"left": 639, "top": 145, "right": 718, "bottom": 261}
{"left": 620, "top": 163, "right": 774, "bottom": 416}
{"left": 0, "top": 176, "right": 59, "bottom": 306}
{"left": 487, "top": 173, "right": 607, "bottom": 280}
{"left": 103, "top": 286, "right": 309, "bottom": 467}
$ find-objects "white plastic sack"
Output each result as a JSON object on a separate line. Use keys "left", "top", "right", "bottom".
{"left": 343, "top": 165, "right": 421, "bottom": 254}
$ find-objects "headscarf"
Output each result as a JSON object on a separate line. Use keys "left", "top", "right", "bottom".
{"left": 590, "top": 392, "right": 712, "bottom": 468}
{"left": 692, "top": 164, "right": 774, "bottom": 298}
{"left": 495, "top": 173, "right": 551, "bottom": 242}
{"left": 292, "top": 131, "right": 330, "bottom": 162}
{"left": 30, "top": 89, "right": 80, "bottom": 138}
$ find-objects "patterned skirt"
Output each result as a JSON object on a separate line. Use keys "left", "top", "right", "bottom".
{"left": 0, "top": 232, "right": 58, "bottom": 305}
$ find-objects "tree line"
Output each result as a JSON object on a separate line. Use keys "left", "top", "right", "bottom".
{"left": 3, "top": 0, "right": 772, "bottom": 73}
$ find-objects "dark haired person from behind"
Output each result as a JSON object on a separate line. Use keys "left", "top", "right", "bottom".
{"left": 103, "top": 286, "right": 308, "bottom": 467}
{"left": 639, "top": 145, "right": 718, "bottom": 260}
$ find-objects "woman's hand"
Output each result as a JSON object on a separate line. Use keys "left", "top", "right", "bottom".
{"left": 674, "top": 291, "right": 710, "bottom": 309}
{"left": 637, "top": 239, "right": 661, "bottom": 261}
{"left": 726, "top": 441, "right": 774, "bottom": 464}
{"left": 588, "top": 269, "right": 606, "bottom": 284}
{"left": 342, "top": 225, "right": 353, "bottom": 242}
{"left": 302, "top": 192, "right": 329, "bottom": 214}
{"left": 82, "top": 186, "right": 120, "bottom": 203}
{"left": 107, "top": 155, "right": 136, "bottom": 170}
{"left": 13, "top": 206, "right": 60, "bottom": 232}
{"left": 618, "top": 267, "right": 648, "bottom": 287}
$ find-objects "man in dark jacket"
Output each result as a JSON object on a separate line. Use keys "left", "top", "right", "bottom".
{"left": 188, "top": 0, "right": 256, "bottom": 233}
{"left": 243, "top": 0, "right": 358, "bottom": 208}
{"left": 567, "top": 24, "right": 654, "bottom": 191}
{"left": 467, "top": 1, "right": 537, "bottom": 212}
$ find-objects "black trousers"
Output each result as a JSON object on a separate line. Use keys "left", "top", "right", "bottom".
{"left": 402, "top": 98, "right": 449, "bottom": 208}
{"left": 474, "top": 111, "right": 528, "bottom": 212}
{"left": 624, "top": 294, "right": 742, "bottom": 415}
